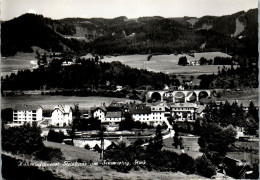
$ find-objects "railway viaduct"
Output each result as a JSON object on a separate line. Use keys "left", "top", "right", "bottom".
{"left": 146, "top": 89, "right": 212, "bottom": 103}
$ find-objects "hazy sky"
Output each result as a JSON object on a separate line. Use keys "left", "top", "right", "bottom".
{"left": 1, "top": 0, "right": 258, "bottom": 20}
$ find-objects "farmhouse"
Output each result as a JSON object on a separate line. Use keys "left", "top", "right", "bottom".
{"left": 90, "top": 106, "right": 106, "bottom": 121}
{"left": 12, "top": 105, "right": 43, "bottom": 125}
{"left": 51, "top": 105, "right": 72, "bottom": 127}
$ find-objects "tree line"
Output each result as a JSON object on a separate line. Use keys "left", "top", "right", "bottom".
{"left": 2, "top": 58, "right": 171, "bottom": 91}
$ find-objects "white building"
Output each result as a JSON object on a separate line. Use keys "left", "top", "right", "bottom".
{"left": 150, "top": 103, "right": 170, "bottom": 126}
{"left": 13, "top": 105, "right": 43, "bottom": 125}
{"left": 90, "top": 107, "right": 106, "bottom": 121}
{"left": 129, "top": 104, "right": 151, "bottom": 124}
{"left": 51, "top": 105, "right": 72, "bottom": 127}
{"left": 170, "top": 103, "right": 198, "bottom": 121}
{"left": 104, "top": 111, "right": 123, "bottom": 125}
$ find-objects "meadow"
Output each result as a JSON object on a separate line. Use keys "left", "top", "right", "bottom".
{"left": 102, "top": 52, "right": 232, "bottom": 75}
{"left": 2, "top": 51, "right": 232, "bottom": 78}
{"left": 1, "top": 95, "right": 138, "bottom": 110}
{"left": 1, "top": 52, "right": 38, "bottom": 77}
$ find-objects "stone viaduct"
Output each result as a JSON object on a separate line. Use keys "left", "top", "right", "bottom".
{"left": 146, "top": 89, "right": 212, "bottom": 103}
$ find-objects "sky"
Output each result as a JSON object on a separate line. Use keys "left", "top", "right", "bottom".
{"left": 1, "top": 0, "right": 258, "bottom": 21}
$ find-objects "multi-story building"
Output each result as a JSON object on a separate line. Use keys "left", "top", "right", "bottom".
{"left": 150, "top": 103, "right": 170, "bottom": 126}
{"left": 129, "top": 104, "right": 151, "bottom": 124}
{"left": 104, "top": 111, "right": 123, "bottom": 126}
{"left": 90, "top": 107, "right": 106, "bottom": 121}
{"left": 13, "top": 105, "right": 43, "bottom": 125}
{"left": 51, "top": 105, "right": 72, "bottom": 127}
{"left": 170, "top": 103, "right": 198, "bottom": 121}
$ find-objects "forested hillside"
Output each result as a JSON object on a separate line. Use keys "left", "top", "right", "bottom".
{"left": 2, "top": 9, "right": 258, "bottom": 58}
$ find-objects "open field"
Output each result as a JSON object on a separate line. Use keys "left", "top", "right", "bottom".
{"left": 1, "top": 95, "right": 138, "bottom": 110}
{"left": 1, "top": 52, "right": 38, "bottom": 77}
{"left": 234, "top": 141, "right": 259, "bottom": 151}
{"left": 2, "top": 52, "right": 232, "bottom": 77}
{"left": 102, "top": 52, "right": 233, "bottom": 75}
{"left": 163, "top": 136, "right": 202, "bottom": 159}
{"left": 1, "top": 47, "right": 48, "bottom": 77}
{"left": 46, "top": 164, "right": 210, "bottom": 180}
{"left": 44, "top": 141, "right": 100, "bottom": 162}
{"left": 213, "top": 88, "right": 259, "bottom": 106}
{"left": 226, "top": 152, "right": 259, "bottom": 165}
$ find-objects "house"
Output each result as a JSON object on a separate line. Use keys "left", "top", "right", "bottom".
{"left": 170, "top": 103, "right": 198, "bottom": 121}
{"left": 221, "top": 156, "right": 251, "bottom": 179}
{"left": 61, "top": 60, "right": 74, "bottom": 66}
{"left": 107, "top": 100, "right": 129, "bottom": 113}
{"left": 116, "top": 85, "right": 123, "bottom": 91}
{"left": 90, "top": 106, "right": 106, "bottom": 121}
{"left": 129, "top": 104, "right": 151, "bottom": 124}
{"left": 104, "top": 111, "right": 123, "bottom": 126}
{"left": 194, "top": 105, "right": 206, "bottom": 119}
{"left": 150, "top": 103, "right": 169, "bottom": 126}
{"left": 12, "top": 105, "right": 43, "bottom": 125}
{"left": 51, "top": 105, "right": 72, "bottom": 127}
{"left": 81, "top": 110, "right": 90, "bottom": 119}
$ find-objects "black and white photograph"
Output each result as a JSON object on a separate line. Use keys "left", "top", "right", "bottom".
{"left": 1, "top": 0, "right": 259, "bottom": 179}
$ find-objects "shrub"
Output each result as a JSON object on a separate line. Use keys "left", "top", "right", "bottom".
{"left": 195, "top": 155, "right": 216, "bottom": 178}
{"left": 178, "top": 153, "right": 195, "bottom": 174}
{"left": 47, "top": 129, "right": 64, "bottom": 143}
{"left": 84, "top": 144, "right": 90, "bottom": 150}
{"left": 34, "top": 146, "right": 63, "bottom": 161}
{"left": 2, "top": 123, "right": 44, "bottom": 154}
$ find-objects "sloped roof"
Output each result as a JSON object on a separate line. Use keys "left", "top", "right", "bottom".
{"left": 117, "top": 136, "right": 131, "bottom": 147}
{"left": 170, "top": 103, "right": 197, "bottom": 108}
{"left": 106, "top": 111, "right": 122, "bottom": 118}
{"left": 195, "top": 105, "right": 205, "bottom": 114}
{"left": 90, "top": 106, "right": 106, "bottom": 112}
{"left": 13, "top": 104, "right": 42, "bottom": 111}
{"left": 53, "top": 105, "right": 71, "bottom": 114}
{"left": 129, "top": 104, "right": 151, "bottom": 114}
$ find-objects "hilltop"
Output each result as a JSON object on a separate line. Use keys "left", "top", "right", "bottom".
{"left": 1, "top": 8, "right": 258, "bottom": 58}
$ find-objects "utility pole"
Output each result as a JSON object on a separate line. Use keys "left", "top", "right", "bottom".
{"left": 100, "top": 126, "right": 104, "bottom": 160}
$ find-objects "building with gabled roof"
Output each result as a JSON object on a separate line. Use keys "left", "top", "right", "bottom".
{"left": 51, "top": 105, "right": 72, "bottom": 127}
{"left": 90, "top": 106, "right": 106, "bottom": 121}
{"left": 169, "top": 103, "right": 198, "bottom": 121}
{"left": 129, "top": 104, "right": 151, "bottom": 124}
{"left": 12, "top": 104, "right": 43, "bottom": 125}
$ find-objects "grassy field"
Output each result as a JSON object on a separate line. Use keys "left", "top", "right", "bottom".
{"left": 102, "top": 52, "right": 232, "bottom": 75}
{"left": 1, "top": 95, "right": 138, "bottom": 110}
{"left": 1, "top": 47, "right": 47, "bottom": 77}
{"left": 46, "top": 164, "right": 210, "bottom": 180}
{"left": 44, "top": 141, "right": 100, "bottom": 162}
{"left": 44, "top": 141, "right": 209, "bottom": 179}
{"left": 234, "top": 141, "right": 259, "bottom": 150}
{"left": 163, "top": 136, "right": 202, "bottom": 159}
{"left": 226, "top": 152, "right": 259, "bottom": 165}
{"left": 1, "top": 52, "right": 37, "bottom": 77}
{"left": 213, "top": 88, "right": 259, "bottom": 106}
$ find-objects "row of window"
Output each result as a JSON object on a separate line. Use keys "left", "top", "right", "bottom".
{"left": 172, "top": 108, "right": 194, "bottom": 110}
{"left": 138, "top": 117, "right": 163, "bottom": 121}
{"left": 14, "top": 114, "right": 36, "bottom": 117}
{"left": 14, "top": 118, "right": 37, "bottom": 120}
{"left": 13, "top": 110, "right": 37, "bottom": 113}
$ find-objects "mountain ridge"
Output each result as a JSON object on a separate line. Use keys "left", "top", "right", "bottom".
{"left": 1, "top": 8, "right": 258, "bottom": 57}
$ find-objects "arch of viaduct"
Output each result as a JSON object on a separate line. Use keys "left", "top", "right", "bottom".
{"left": 146, "top": 90, "right": 212, "bottom": 103}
